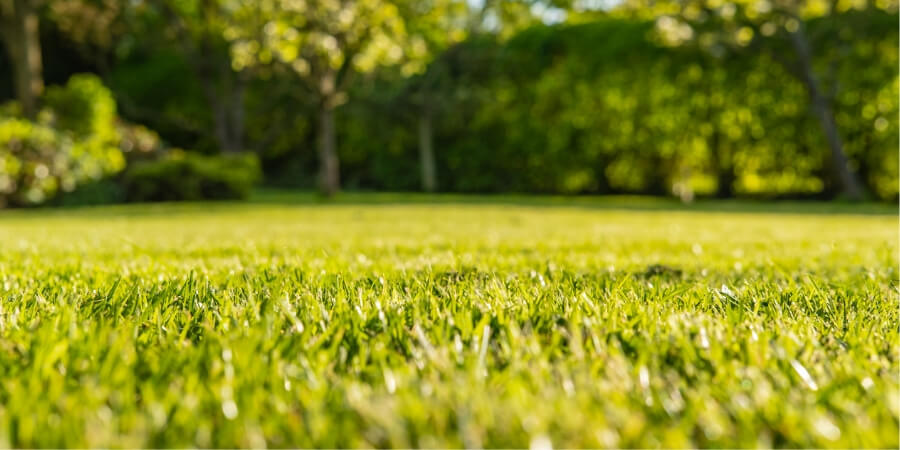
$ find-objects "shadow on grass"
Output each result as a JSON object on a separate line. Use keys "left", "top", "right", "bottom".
{"left": 1, "top": 189, "right": 897, "bottom": 219}
{"left": 248, "top": 190, "right": 898, "bottom": 216}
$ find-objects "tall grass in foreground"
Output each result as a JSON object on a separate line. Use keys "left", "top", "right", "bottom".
{"left": 0, "top": 199, "right": 896, "bottom": 447}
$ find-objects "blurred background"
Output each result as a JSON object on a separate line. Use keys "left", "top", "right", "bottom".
{"left": 0, "top": 0, "right": 896, "bottom": 208}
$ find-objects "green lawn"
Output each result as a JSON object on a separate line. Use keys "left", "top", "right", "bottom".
{"left": 0, "top": 195, "right": 897, "bottom": 447}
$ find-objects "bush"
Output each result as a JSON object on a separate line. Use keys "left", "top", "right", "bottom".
{"left": 117, "top": 121, "right": 165, "bottom": 162}
{"left": 0, "top": 74, "right": 124, "bottom": 207}
{"left": 54, "top": 179, "right": 126, "bottom": 206}
{"left": 122, "top": 151, "right": 260, "bottom": 202}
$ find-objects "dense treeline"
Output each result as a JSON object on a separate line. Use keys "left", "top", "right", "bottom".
{"left": 0, "top": 1, "right": 896, "bottom": 205}
{"left": 335, "top": 13, "right": 898, "bottom": 199}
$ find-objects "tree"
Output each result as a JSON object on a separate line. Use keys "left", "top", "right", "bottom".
{"left": 627, "top": 0, "right": 899, "bottom": 200}
{"left": 42, "top": 0, "right": 249, "bottom": 154}
{"left": 0, "top": 0, "right": 126, "bottom": 118}
{"left": 226, "top": 0, "right": 410, "bottom": 196}
{"left": 468, "top": 0, "right": 554, "bottom": 33}
{"left": 44, "top": 0, "right": 127, "bottom": 73}
{"left": 0, "top": 0, "right": 44, "bottom": 118}
{"left": 397, "top": 0, "right": 554, "bottom": 192}
{"left": 393, "top": 0, "right": 468, "bottom": 192}
{"left": 148, "top": 0, "right": 248, "bottom": 154}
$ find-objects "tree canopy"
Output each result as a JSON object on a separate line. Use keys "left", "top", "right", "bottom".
{"left": 0, "top": 0, "right": 896, "bottom": 204}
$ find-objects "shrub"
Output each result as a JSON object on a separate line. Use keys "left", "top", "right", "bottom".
{"left": 0, "top": 119, "right": 66, "bottom": 205}
{"left": 117, "top": 121, "right": 164, "bottom": 162}
{"left": 0, "top": 74, "right": 124, "bottom": 207}
{"left": 122, "top": 151, "right": 260, "bottom": 202}
{"left": 54, "top": 179, "right": 126, "bottom": 206}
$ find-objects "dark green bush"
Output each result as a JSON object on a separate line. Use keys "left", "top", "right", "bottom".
{"left": 122, "top": 151, "right": 261, "bottom": 202}
{"left": 54, "top": 179, "right": 126, "bottom": 206}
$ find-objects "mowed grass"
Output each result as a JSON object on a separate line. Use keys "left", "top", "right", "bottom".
{"left": 0, "top": 195, "right": 896, "bottom": 448}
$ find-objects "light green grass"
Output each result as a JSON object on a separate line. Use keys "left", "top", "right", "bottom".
{"left": 0, "top": 195, "right": 897, "bottom": 447}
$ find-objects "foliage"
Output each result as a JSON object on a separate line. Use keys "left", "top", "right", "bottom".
{"left": 222, "top": 0, "right": 420, "bottom": 194}
{"left": 43, "top": 73, "right": 119, "bottom": 145}
{"left": 629, "top": 0, "right": 899, "bottom": 199}
{"left": 1, "top": 2, "right": 896, "bottom": 202}
{"left": 333, "top": 15, "right": 897, "bottom": 200}
{"left": 117, "top": 120, "right": 165, "bottom": 162}
{"left": 0, "top": 197, "right": 895, "bottom": 446}
{"left": 122, "top": 151, "right": 261, "bottom": 202}
{"left": 226, "top": 0, "right": 410, "bottom": 80}
{"left": 0, "top": 74, "right": 124, "bottom": 206}
{"left": 53, "top": 119, "right": 166, "bottom": 207}
{"left": 107, "top": 47, "right": 217, "bottom": 153}
{"left": 54, "top": 178, "right": 126, "bottom": 206}
{"left": 827, "top": 10, "right": 899, "bottom": 200}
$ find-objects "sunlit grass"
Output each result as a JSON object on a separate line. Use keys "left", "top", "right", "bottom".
{"left": 0, "top": 195, "right": 896, "bottom": 447}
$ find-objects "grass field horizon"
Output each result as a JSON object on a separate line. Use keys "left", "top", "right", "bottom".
{"left": 0, "top": 193, "right": 896, "bottom": 447}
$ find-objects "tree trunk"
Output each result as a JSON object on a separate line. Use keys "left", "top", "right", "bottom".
{"left": 0, "top": 0, "right": 44, "bottom": 118}
{"left": 789, "top": 26, "right": 864, "bottom": 200}
{"left": 710, "top": 129, "right": 735, "bottom": 198}
{"left": 316, "top": 71, "right": 341, "bottom": 197}
{"left": 206, "top": 72, "right": 245, "bottom": 153}
{"left": 593, "top": 160, "right": 612, "bottom": 194}
{"left": 317, "top": 101, "right": 340, "bottom": 197}
{"left": 229, "top": 77, "right": 245, "bottom": 153}
{"left": 418, "top": 99, "right": 437, "bottom": 193}
{"left": 211, "top": 95, "right": 231, "bottom": 152}
{"left": 715, "top": 166, "right": 736, "bottom": 199}
{"left": 646, "top": 157, "right": 670, "bottom": 197}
